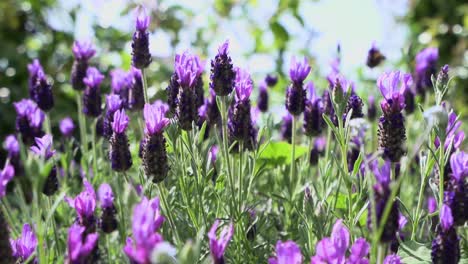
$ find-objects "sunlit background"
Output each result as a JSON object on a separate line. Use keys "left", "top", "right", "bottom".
{"left": 0, "top": 0, "right": 466, "bottom": 141}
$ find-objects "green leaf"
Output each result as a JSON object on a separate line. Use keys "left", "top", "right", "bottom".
{"left": 398, "top": 241, "right": 432, "bottom": 263}
{"left": 258, "top": 141, "right": 308, "bottom": 165}
{"left": 269, "top": 21, "right": 289, "bottom": 49}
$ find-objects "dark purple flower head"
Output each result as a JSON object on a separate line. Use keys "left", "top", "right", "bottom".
{"left": 450, "top": 151, "right": 468, "bottom": 181}
{"left": 281, "top": 113, "right": 293, "bottom": 143}
{"left": 383, "top": 254, "right": 401, "bottom": 264}
{"left": 289, "top": 56, "right": 311, "bottom": 84}
{"left": 84, "top": 67, "right": 104, "bottom": 88}
{"left": 0, "top": 165, "right": 14, "bottom": 198}
{"left": 372, "top": 160, "right": 391, "bottom": 187}
{"left": 27, "top": 59, "right": 43, "bottom": 79}
{"left": 438, "top": 110, "right": 465, "bottom": 151}
{"left": 72, "top": 41, "right": 96, "bottom": 61}
{"left": 378, "top": 71, "right": 412, "bottom": 114}
{"left": 367, "top": 95, "right": 377, "bottom": 120}
{"left": 366, "top": 42, "right": 386, "bottom": 68}
{"left": 144, "top": 103, "right": 170, "bottom": 135}
{"left": 208, "top": 220, "right": 234, "bottom": 263}
{"left": 218, "top": 40, "right": 229, "bottom": 56}
{"left": 112, "top": 109, "right": 129, "bottom": 134}
{"left": 210, "top": 40, "right": 235, "bottom": 96}
{"left": 415, "top": 47, "right": 438, "bottom": 74}
{"left": 234, "top": 67, "right": 253, "bottom": 101}
{"left": 4, "top": 135, "right": 19, "bottom": 156}
{"left": 427, "top": 197, "right": 437, "bottom": 214}
{"left": 67, "top": 223, "right": 99, "bottom": 263}
{"left": 440, "top": 204, "right": 454, "bottom": 231}
{"left": 60, "top": 117, "right": 75, "bottom": 137}
{"left": 66, "top": 179, "right": 96, "bottom": 223}
{"left": 257, "top": 81, "right": 269, "bottom": 112}
{"left": 10, "top": 224, "right": 37, "bottom": 261}
{"left": 30, "top": 134, "right": 55, "bottom": 160}
{"left": 106, "top": 94, "right": 123, "bottom": 113}
{"left": 135, "top": 7, "right": 150, "bottom": 31}
{"left": 110, "top": 69, "right": 130, "bottom": 93}
{"left": 265, "top": 74, "right": 278, "bottom": 87}
{"left": 129, "top": 67, "right": 145, "bottom": 111}
{"left": 98, "top": 183, "right": 114, "bottom": 209}
{"left": 209, "top": 145, "right": 219, "bottom": 164}
{"left": 268, "top": 240, "right": 302, "bottom": 264}
{"left": 175, "top": 51, "right": 203, "bottom": 88}
{"left": 124, "top": 196, "right": 165, "bottom": 263}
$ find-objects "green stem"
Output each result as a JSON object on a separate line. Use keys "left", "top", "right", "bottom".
{"left": 91, "top": 119, "right": 99, "bottom": 182}
{"left": 290, "top": 116, "right": 297, "bottom": 199}
{"left": 44, "top": 113, "right": 52, "bottom": 135}
{"left": 157, "top": 182, "right": 181, "bottom": 245}
{"left": 438, "top": 140, "right": 445, "bottom": 208}
{"left": 0, "top": 200, "right": 19, "bottom": 236}
{"left": 47, "top": 197, "right": 61, "bottom": 257}
{"left": 76, "top": 93, "right": 88, "bottom": 164}
{"left": 238, "top": 141, "right": 244, "bottom": 215}
{"left": 141, "top": 68, "right": 149, "bottom": 104}
{"left": 411, "top": 169, "right": 429, "bottom": 240}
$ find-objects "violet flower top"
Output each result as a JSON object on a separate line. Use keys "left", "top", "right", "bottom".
{"left": 59, "top": 117, "right": 75, "bottom": 137}
{"left": 427, "top": 197, "right": 437, "bottom": 214}
{"left": 175, "top": 51, "right": 203, "bottom": 88}
{"left": 289, "top": 56, "right": 311, "bottom": 84}
{"left": 10, "top": 224, "right": 37, "bottom": 261}
{"left": 14, "top": 99, "right": 38, "bottom": 118}
{"left": 143, "top": 103, "right": 170, "bottom": 135}
{"left": 208, "top": 219, "right": 234, "bottom": 262}
{"left": 372, "top": 160, "right": 391, "bottom": 187}
{"left": 4, "top": 135, "right": 20, "bottom": 155}
{"left": 27, "top": 59, "right": 44, "bottom": 78}
{"left": 29, "top": 108, "right": 45, "bottom": 129}
{"left": 98, "top": 183, "right": 114, "bottom": 209}
{"left": 0, "top": 164, "right": 14, "bottom": 198}
{"left": 415, "top": 47, "right": 438, "bottom": 74}
{"left": 209, "top": 145, "right": 219, "bottom": 164}
{"left": 72, "top": 41, "right": 96, "bottom": 61}
{"left": 450, "top": 151, "right": 468, "bottom": 181}
{"left": 440, "top": 204, "right": 454, "bottom": 231}
{"left": 135, "top": 7, "right": 150, "bottom": 31}
{"left": 65, "top": 179, "right": 96, "bottom": 222}
{"left": 383, "top": 254, "right": 401, "bottom": 264}
{"left": 83, "top": 67, "right": 104, "bottom": 89}
{"left": 110, "top": 69, "right": 130, "bottom": 93}
{"left": 106, "top": 94, "right": 123, "bottom": 112}
{"left": 268, "top": 240, "right": 302, "bottom": 264}
{"left": 112, "top": 109, "right": 129, "bottom": 134}
{"left": 436, "top": 110, "right": 465, "bottom": 151}
{"left": 234, "top": 67, "right": 253, "bottom": 101}
{"left": 30, "top": 134, "right": 56, "bottom": 160}
{"left": 218, "top": 40, "right": 229, "bottom": 56}
{"left": 67, "top": 223, "right": 99, "bottom": 263}
{"left": 377, "top": 71, "right": 412, "bottom": 114}
{"left": 327, "top": 58, "right": 340, "bottom": 86}
{"left": 152, "top": 100, "right": 169, "bottom": 116}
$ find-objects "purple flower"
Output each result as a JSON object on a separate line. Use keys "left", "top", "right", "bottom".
{"left": 347, "top": 238, "right": 370, "bottom": 264}
{"left": 10, "top": 224, "right": 37, "bottom": 261}
{"left": 175, "top": 51, "right": 203, "bottom": 88}
{"left": 436, "top": 110, "right": 465, "bottom": 151}
{"left": 210, "top": 40, "right": 236, "bottom": 96}
{"left": 304, "top": 82, "right": 324, "bottom": 137}
{"left": 123, "top": 196, "right": 165, "bottom": 263}
{"left": 289, "top": 57, "right": 311, "bottom": 84}
{"left": 415, "top": 47, "right": 438, "bottom": 74}
{"left": 428, "top": 197, "right": 437, "bottom": 214}
{"left": 135, "top": 7, "right": 150, "bottom": 31}
{"left": 132, "top": 7, "right": 152, "bottom": 69}
{"left": 67, "top": 223, "right": 99, "bottom": 264}
{"left": 98, "top": 183, "right": 114, "bottom": 209}
{"left": 450, "top": 151, "right": 468, "bottom": 181}
{"left": 143, "top": 103, "right": 170, "bottom": 135}
{"left": 3, "top": 135, "right": 19, "bottom": 156}
{"left": 281, "top": 113, "right": 293, "bottom": 143}
{"left": 0, "top": 165, "right": 14, "bottom": 198}
{"left": 106, "top": 94, "right": 123, "bottom": 113}
{"left": 153, "top": 100, "right": 169, "bottom": 116}
{"left": 265, "top": 74, "right": 278, "bottom": 87}
{"left": 103, "top": 94, "right": 123, "bottom": 139}
{"left": 366, "top": 42, "right": 386, "bottom": 68}
{"left": 83, "top": 67, "right": 104, "bottom": 88}
{"left": 440, "top": 204, "right": 453, "bottom": 231}
{"left": 383, "top": 254, "right": 401, "bottom": 264}
{"left": 208, "top": 220, "right": 234, "bottom": 264}
{"left": 129, "top": 67, "right": 145, "bottom": 111}
{"left": 414, "top": 47, "right": 438, "bottom": 98}
{"left": 27, "top": 59, "right": 44, "bottom": 96}
{"left": 60, "top": 117, "right": 75, "bottom": 137}
{"left": 234, "top": 67, "right": 253, "bottom": 101}
{"left": 377, "top": 71, "right": 412, "bottom": 114}
{"left": 30, "top": 134, "right": 55, "bottom": 160}
{"left": 209, "top": 145, "right": 219, "bottom": 164}
{"left": 72, "top": 41, "right": 96, "bottom": 61}
{"left": 66, "top": 179, "right": 96, "bottom": 225}
{"left": 82, "top": 67, "right": 104, "bottom": 117}
{"left": 269, "top": 240, "right": 302, "bottom": 264}
{"left": 112, "top": 109, "right": 129, "bottom": 134}
{"left": 257, "top": 81, "right": 269, "bottom": 112}
{"left": 110, "top": 69, "right": 131, "bottom": 107}
{"left": 330, "top": 219, "right": 350, "bottom": 259}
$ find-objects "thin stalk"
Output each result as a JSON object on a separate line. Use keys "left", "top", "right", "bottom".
{"left": 438, "top": 140, "right": 445, "bottom": 208}
{"left": 219, "top": 96, "right": 236, "bottom": 218}
{"left": 0, "top": 200, "right": 18, "bottom": 236}
{"left": 290, "top": 116, "right": 297, "bottom": 199}
{"left": 45, "top": 113, "right": 52, "bottom": 135}
{"left": 238, "top": 141, "right": 244, "bottom": 215}
{"left": 306, "top": 136, "right": 313, "bottom": 166}
{"left": 141, "top": 69, "right": 149, "bottom": 104}
{"left": 76, "top": 93, "right": 88, "bottom": 162}
{"left": 91, "top": 119, "right": 99, "bottom": 181}
{"left": 411, "top": 169, "right": 429, "bottom": 240}
{"left": 157, "top": 182, "right": 181, "bottom": 245}
{"left": 47, "top": 197, "right": 61, "bottom": 257}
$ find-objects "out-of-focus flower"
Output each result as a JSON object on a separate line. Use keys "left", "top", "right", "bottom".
{"left": 0, "top": 165, "right": 14, "bottom": 198}
{"left": 210, "top": 40, "right": 235, "bottom": 96}
{"left": 10, "top": 224, "right": 38, "bottom": 262}
{"left": 109, "top": 110, "right": 132, "bottom": 172}
{"left": 286, "top": 57, "right": 310, "bottom": 116}
{"left": 208, "top": 220, "right": 234, "bottom": 264}
{"left": 366, "top": 42, "right": 386, "bottom": 68}
{"left": 132, "top": 7, "right": 152, "bottom": 69}
{"left": 269, "top": 240, "right": 302, "bottom": 264}
{"left": 415, "top": 47, "right": 438, "bottom": 98}
{"left": 431, "top": 204, "right": 460, "bottom": 264}
{"left": 98, "top": 183, "right": 117, "bottom": 233}
{"left": 66, "top": 223, "right": 99, "bottom": 264}
{"left": 60, "top": 117, "right": 75, "bottom": 137}
{"left": 82, "top": 67, "right": 104, "bottom": 118}
{"left": 71, "top": 41, "right": 96, "bottom": 91}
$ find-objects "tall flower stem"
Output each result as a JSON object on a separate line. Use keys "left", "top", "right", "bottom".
{"left": 290, "top": 116, "right": 297, "bottom": 199}
{"left": 411, "top": 168, "right": 430, "bottom": 240}
{"left": 219, "top": 96, "right": 236, "bottom": 218}
{"left": 47, "top": 197, "right": 61, "bottom": 256}
{"left": 141, "top": 69, "right": 149, "bottom": 104}
{"left": 437, "top": 139, "right": 445, "bottom": 208}
{"left": 91, "top": 119, "right": 99, "bottom": 181}
{"left": 238, "top": 141, "right": 244, "bottom": 214}
{"left": 76, "top": 93, "right": 88, "bottom": 163}
{"left": 44, "top": 113, "right": 52, "bottom": 135}
{"left": 157, "top": 182, "right": 181, "bottom": 245}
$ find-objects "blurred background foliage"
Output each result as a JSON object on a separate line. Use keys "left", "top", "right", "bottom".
{"left": 0, "top": 0, "right": 466, "bottom": 161}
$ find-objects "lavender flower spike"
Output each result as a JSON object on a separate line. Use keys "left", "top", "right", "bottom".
{"left": 82, "top": 67, "right": 104, "bottom": 117}
{"left": 208, "top": 220, "right": 234, "bottom": 264}
{"left": 132, "top": 7, "right": 152, "bottom": 69}
{"left": 71, "top": 41, "right": 96, "bottom": 91}
{"left": 4, "top": 135, "right": 20, "bottom": 156}
{"left": 366, "top": 42, "right": 386, "bottom": 68}
{"left": 383, "top": 254, "right": 402, "bottom": 264}
{"left": 30, "top": 69, "right": 54, "bottom": 111}
{"left": 303, "top": 81, "right": 324, "bottom": 137}
{"left": 30, "top": 134, "right": 55, "bottom": 160}
{"left": 286, "top": 56, "right": 311, "bottom": 116}
{"left": 10, "top": 224, "right": 38, "bottom": 262}
{"left": 98, "top": 183, "right": 118, "bottom": 233}
{"left": 210, "top": 40, "right": 236, "bottom": 96}
{"left": 128, "top": 67, "right": 145, "bottom": 111}
{"left": 0, "top": 165, "right": 14, "bottom": 198}
{"left": 65, "top": 179, "right": 97, "bottom": 230}
{"left": 415, "top": 47, "right": 438, "bottom": 98}
{"left": 67, "top": 223, "right": 99, "bottom": 264}
{"left": 141, "top": 103, "right": 170, "bottom": 182}
{"left": 60, "top": 117, "right": 75, "bottom": 137}
{"left": 110, "top": 69, "right": 131, "bottom": 108}
{"left": 431, "top": 204, "right": 460, "bottom": 264}
{"left": 257, "top": 81, "right": 269, "bottom": 112}
{"left": 377, "top": 71, "right": 411, "bottom": 114}
{"left": 27, "top": 59, "right": 44, "bottom": 95}
{"left": 109, "top": 110, "right": 132, "bottom": 172}
{"left": 268, "top": 240, "right": 302, "bottom": 264}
